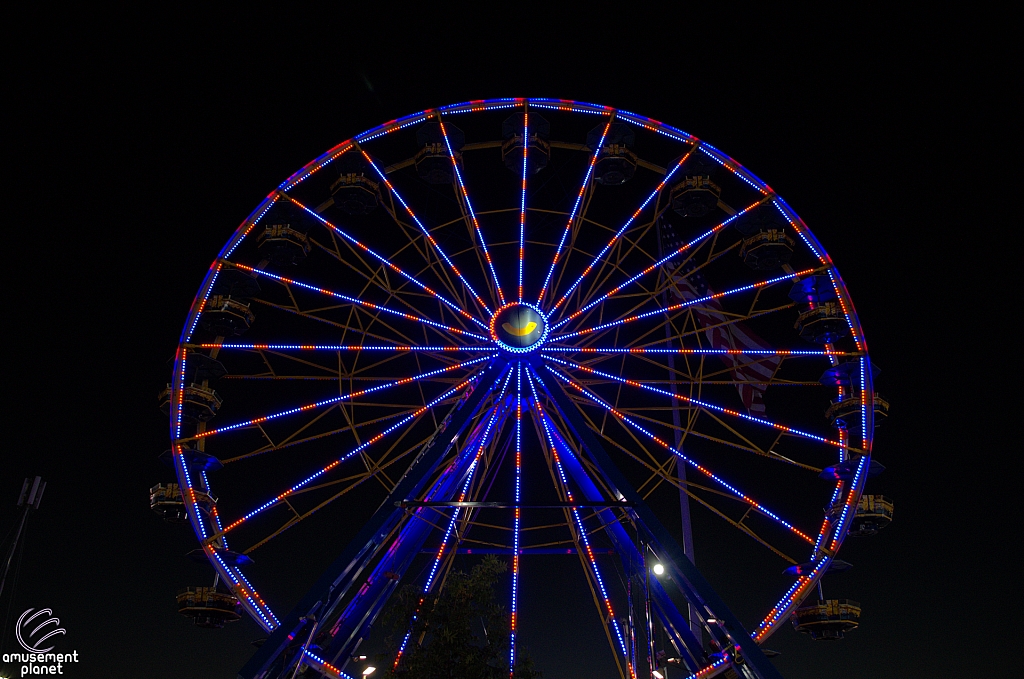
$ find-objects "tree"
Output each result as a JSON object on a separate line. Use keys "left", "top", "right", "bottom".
{"left": 378, "top": 555, "right": 540, "bottom": 679}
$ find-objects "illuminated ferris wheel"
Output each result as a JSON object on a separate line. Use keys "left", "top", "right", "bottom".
{"left": 157, "top": 98, "right": 891, "bottom": 679}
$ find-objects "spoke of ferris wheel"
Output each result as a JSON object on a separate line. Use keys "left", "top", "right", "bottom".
{"left": 547, "top": 147, "right": 696, "bottom": 320}
{"left": 518, "top": 108, "right": 528, "bottom": 303}
{"left": 221, "top": 367, "right": 492, "bottom": 535}
{"left": 394, "top": 366, "right": 514, "bottom": 670}
{"left": 545, "top": 366, "right": 814, "bottom": 544}
{"left": 182, "top": 354, "right": 494, "bottom": 443}
{"left": 196, "top": 343, "right": 493, "bottom": 352}
{"left": 360, "top": 150, "right": 492, "bottom": 317}
{"left": 753, "top": 487, "right": 857, "bottom": 644}
{"left": 248, "top": 298, "right": 476, "bottom": 357}
{"left": 551, "top": 267, "right": 818, "bottom": 341}
{"left": 298, "top": 651, "right": 354, "bottom": 679}
{"left": 526, "top": 370, "right": 631, "bottom": 663}
{"left": 220, "top": 410, "right": 417, "bottom": 467}
{"left": 548, "top": 355, "right": 846, "bottom": 450}
{"left": 509, "top": 361, "right": 523, "bottom": 676}
{"left": 207, "top": 547, "right": 279, "bottom": 628}
{"left": 228, "top": 262, "right": 490, "bottom": 342}
{"left": 552, "top": 198, "right": 771, "bottom": 330}
{"left": 230, "top": 563, "right": 280, "bottom": 626}
{"left": 536, "top": 117, "right": 612, "bottom": 308}
{"left": 394, "top": 466, "right": 480, "bottom": 669}
{"left": 439, "top": 115, "right": 506, "bottom": 307}
{"left": 175, "top": 454, "right": 278, "bottom": 630}
{"left": 542, "top": 347, "right": 853, "bottom": 357}
{"left": 282, "top": 194, "right": 489, "bottom": 331}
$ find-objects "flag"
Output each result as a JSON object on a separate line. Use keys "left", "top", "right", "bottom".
{"left": 660, "top": 218, "right": 780, "bottom": 415}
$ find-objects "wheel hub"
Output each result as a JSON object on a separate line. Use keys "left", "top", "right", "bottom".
{"left": 490, "top": 302, "right": 548, "bottom": 353}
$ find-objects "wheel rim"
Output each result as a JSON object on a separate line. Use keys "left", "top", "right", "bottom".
{"left": 168, "top": 98, "right": 876, "bottom": 678}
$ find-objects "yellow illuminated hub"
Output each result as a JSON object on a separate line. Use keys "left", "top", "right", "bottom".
{"left": 490, "top": 303, "right": 548, "bottom": 352}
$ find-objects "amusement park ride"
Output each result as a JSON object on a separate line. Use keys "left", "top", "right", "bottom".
{"left": 152, "top": 99, "right": 893, "bottom": 679}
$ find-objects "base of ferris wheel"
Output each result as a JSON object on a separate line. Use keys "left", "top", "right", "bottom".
{"left": 151, "top": 365, "right": 892, "bottom": 679}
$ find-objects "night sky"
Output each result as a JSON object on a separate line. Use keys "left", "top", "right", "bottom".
{"left": 3, "top": 9, "right": 1004, "bottom": 679}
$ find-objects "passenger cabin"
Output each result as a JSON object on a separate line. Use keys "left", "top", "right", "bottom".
{"left": 502, "top": 112, "right": 550, "bottom": 175}
{"left": 330, "top": 171, "right": 380, "bottom": 215}
{"left": 414, "top": 122, "right": 464, "bottom": 184}
{"left": 819, "top": 360, "right": 880, "bottom": 387}
{"left": 150, "top": 483, "right": 187, "bottom": 523}
{"left": 199, "top": 295, "right": 255, "bottom": 336}
{"left": 587, "top": 122, "right": 637, "bottom": 185}
{"left": 158, "top": 383, "right": 223, "bottom": 422}
{"left": 210, "top": 268, "right": 260, "bottom": 299}
{"left": 735, "top": 207, "right": 794, "bottom": 270}
{"left": 789, "top": 276, "right": 848, "bottom": 344}
{"left": 670, "top": 175, "right": 721, "bottom": 218}
{"left": 177, "top": 586, "right": 242, "bottom": 628}
{"left": 848, "top": 495, "right": 894, "bottom": 536}
{"left": 825, "top": 392, "right": 889, "bottom": 432}
{"left": 182, "top": 353, "right": 227, "bottom": 384}
{"left": 791, "top": 599, "right": 861, "bottom": 640}
{"left": 159, "top": 447, "right": 223, "bottom": 472}
{"left": 740, "top": 229, "right": 795, "bottom": 270}
{"left": 257, "top": 223, "right": 311, "bottom": 266}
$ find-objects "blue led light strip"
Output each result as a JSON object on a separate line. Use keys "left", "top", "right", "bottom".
{"left": 678, "top": 657, "right": 728, "bottom": 679}
{"left": 183, "top": 453, "right": 277, "bottom": 629}
{"left": 229, "top": 263, "right": 489, "bottom": 341}
{"left": 439, "top": 115, "right": 506, "bottom": 307}
{"left": 509, "top": 361, "right": 523, "bottom": 677}
{"left": 300, "top": 650, "right": 356, "bottom": 679}
{"left": 536, "top": 117, "right": 610, "bottom": 307}
{"left": 551, "top": 200, "right": 766, "bottom": 330}
{"left": 203, "top": 470, "right": 228, "bottom": 550}
{"left": 547, "top": 356, "right": 845, "bottom": 449}
{"left": 284, "top": 195, "right": 489, "bottom": 330}
{"left": 545, "top": 367, "right": 814, "bottom": 543}
{"left": 519, "top": 109, "right": 528, "bottom": 303}
{"left": 210, "top": 549, "right": 276, "bottom": 629}
{"left": 542, "top": 347, "right": 847, "bottom": 356}
{"left": 526, "top": 371, "right": 630, "bottom": 663}
{"left": 547, "top": 149, "right": 695, "bottom": 320}
{"left": 188, "top": 355, "right": 494, "bottom": 441}
{"left": 551, "top": 268, "right": 815, "bottom": 341}
{"left": 361, "top": 150, "right": 492, "bottom": 316}
{"left": 223, "top": 367, "right": 492, "bottom": 533}
{"left": 755, "top": 444, "right": 870, "bottom": 641}
{"left": 394, "top": 367, "right": 515, "bottom": 670}
{"left": 186, "top": 262, "right": 223, "bottom": 341}
{"left": 202, "top": 343, "right": 492, "bottom": 352}
{"left": 232, "top": 566, "right": 279, "bottom": 626}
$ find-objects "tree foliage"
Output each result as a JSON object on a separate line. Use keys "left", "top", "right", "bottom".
{"left": 378, "top": 555, "right": 540, "bottom": 679}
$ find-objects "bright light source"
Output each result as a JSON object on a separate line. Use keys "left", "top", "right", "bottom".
{"left": 653, "top": 671, "right": 665, "bottom": 679}
{"left": 362, "top": 667, "right": 376, "bottom": 676}
{"left": 652, "top": 563, "right": 665, "bottom": 575}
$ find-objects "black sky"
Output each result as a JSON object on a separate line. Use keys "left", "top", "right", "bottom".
{"left": 3, "top": 7, "right": 1005, "bottom": 678}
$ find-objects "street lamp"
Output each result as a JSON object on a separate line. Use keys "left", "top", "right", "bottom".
{"left": 652, "top": 563, "right": 665, "bottom": 576}
{"left": 362, "top": 667, "right": 376, "bottom": 676}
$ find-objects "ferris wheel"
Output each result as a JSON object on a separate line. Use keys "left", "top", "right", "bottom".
{"left": 157, "top": 98, "right": 891, "bottom": 679}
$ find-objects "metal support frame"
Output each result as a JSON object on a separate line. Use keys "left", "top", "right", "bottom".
{"left": 400, "top": 501, "right": 634, "bottom": 509}
{"left": 535, "top": 370, "right": 784, "bottom": 679}
{"left": 239, "top": 363, "right": 500, "bottom": 679}
{"left": 538, "top": 401, "right": 705, "bottom": 671}
{"left": 657, "top": 214, "right": 704, "bottom": 645}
